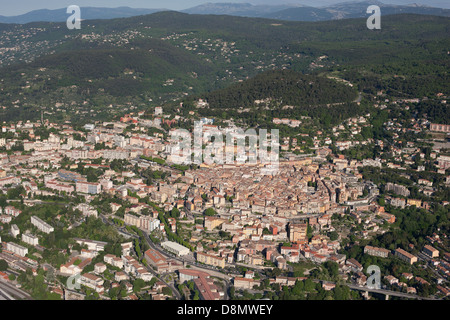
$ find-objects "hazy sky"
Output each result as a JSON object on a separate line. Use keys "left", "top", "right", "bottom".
{"left": 1, "top": 0, "right": 449, "bottom": 16}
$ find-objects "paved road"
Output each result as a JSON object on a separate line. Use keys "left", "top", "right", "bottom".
{"left": 416, "top": 252, "right": 443, "bottom": 280}
{"left": 99, "top": 214, "right": 138, "bottom": 239}
{"left": 0, "top": 288, "right": 14, "bottom": 300}
{"left": 103, "top": 213, "right": 242, "bottom": 300}
{"left": 141, "top": 232, "right": 237, "bottom": 299}
{"left": 101, "top": 214, "right": 181, "bottom": 299}
{"left": 142, "top": 260, "right": 182, "bottom": 300}
{"left": 312, "top": 279, "right": 436, "bottom": 300}
{"left": 346, "top": 283, "right": 436, "bottom": 300}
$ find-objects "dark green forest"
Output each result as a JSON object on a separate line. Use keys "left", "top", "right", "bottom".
{"left": 0, "top": 12, "right": 448, "bottom": 126}
{"left": 200, "top": 70, "right": 357, "bottom": 109}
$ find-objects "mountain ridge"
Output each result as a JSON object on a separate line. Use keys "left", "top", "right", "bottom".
{"left": 0, "top": 12, "right": 448, "bottom": 124}
{"left": 1, "top": 1, "right": 449, "bottom": 24}
{"left": 0, "top": 6, "right": 166, "bottom": 24}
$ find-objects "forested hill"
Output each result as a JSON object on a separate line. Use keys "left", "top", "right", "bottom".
{"left": 181, "top": 70, "right": 365, "bottom": 130}
{"left": 0, "top": 38, "right": 214, "bottom": 123}
{"left": 0, "top": 12, "right": 448, "bottom": 124}
{"left": 200, "top": 70, "right": 358, "bottom": 109}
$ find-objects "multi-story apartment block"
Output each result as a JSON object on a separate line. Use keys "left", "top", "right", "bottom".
{"left": 0, "top": 176, "right": 20, "bottom": 187}
{"left": 364, "top": 245, "right": 390, "bottom": 258}
{"left": 437, "top": 155, "right": 450, "bottom": 170}
{"left": 204, "top": 216, "right": 227, "bottom": 231}
{"left": 0, "top": 215, "right": 12, "bottom": 224}
{"left": 22, "top": 233, "right": 39, "bottom": 246}
{"left": 58, "top": 169, "right": 84, "bottom": 182}
{"left": 422, "top": 245, "right": 439, "bottom": 258}
{"left": 11, "top": 224, "right": 20, "bottom": 238}
{"left": 4, "top": 206, "right": 22, "bottom": 217}
{"left": 430, "top": 123, "right": 450, "bottom": 133}
{"left": 124, "top": 213, "right": 160, "bottom": 233}
{"left": 196, "top": 252, "right": 226, "bottom": 268}
{"left": 385, "top": 183, "right": 410, "bottom": 197}
{"left": 31, "top": 216, "right": 54, "bottom": 234}
{"left": 6, "top": 242, "right": 28, "bottom": 257}
{"left": 76, "top": 181, "right": 102, "bottom": 194}
{"left": 288, "top": 222, "right": 308, "bottom": 243}
{"left": 395, "top": 248, "right": 418, "bottom": 265}
{"left": 45, "top": 179, "right": 75, "bottom": 193}
{"left": 104, "top": 254, "right": 124, "bottom": 269}
{"left": 80, "top": 273, "right": 104, "bottom": 293}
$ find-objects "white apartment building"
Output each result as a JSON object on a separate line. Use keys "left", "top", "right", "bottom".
{"left": 80, "top": 273, "right": 104, "bottom": 293}
{"left": 6, "top": 242, "right": 28, "bottom": 257}
{"left": 22, "top": 233, "right": 39, "bottom": 246}
{"left": 104, "top": 254, "right": 124, "bottom": 269}
{"left": 31, "top": 216, "right": 54, "bottom": 234}
{"left": 4, "top": 206, "right": 22, "bottom": 217}
{"left": 74, "top": 238, "right": 107, "bottom": 252}
{"left": 161, "top": 241, "right": 190, "bottom": 256}
{"left": 11, "top": 224, "right": 20, "bottom": 238}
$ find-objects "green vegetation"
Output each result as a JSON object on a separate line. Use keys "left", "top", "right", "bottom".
{"left": 0, "top": 13, "right": 448, "bottom": 126}
{"left": 140, "top": 156, "right": 166, "bottom": 166}
{"left": 17, "top": 268, "right": 62, "bottom": 300}
{"left": 235, "top": 278, "right": 358, "bottom": 300}
{"left": 204, "top": 208, "right": 217, "bottom": 216}
{"left": 0, "top": 259, "right": 8, "bottom": 271}
{"left": 202, "top": 69, "right": 356, "bottom": 108}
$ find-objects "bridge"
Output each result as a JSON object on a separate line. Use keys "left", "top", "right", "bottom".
{"left": 346, "top": 283, "right": 437, "bottom": 300}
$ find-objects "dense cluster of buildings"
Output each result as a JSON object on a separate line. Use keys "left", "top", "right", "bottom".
{"left": 0, "top": 104, "right": 449, "bottom": 301}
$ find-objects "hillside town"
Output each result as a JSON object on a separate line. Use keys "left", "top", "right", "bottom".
{"left": 0, "top": 102, "right": 449, "bottom": 301}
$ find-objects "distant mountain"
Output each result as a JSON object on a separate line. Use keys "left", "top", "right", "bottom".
{"left": 1, "top": 2, "right": 449, "bottom": 24}
{"left": 0, "top": 6, "right": 166, "bottom": 24}
{"left": 263, "top": 6, "right": 334, "bottom": 21}
{"left": 183, "top": 1, "right": 450, "bottom": 21}
{"left": 181, "top": 2, "right": 295, "bottom": 17}
{"left": 264, "top": 1, "right": 450, "bottom": 21}
{"left": 0, "top": 11, "right": 448, "bottom": 124}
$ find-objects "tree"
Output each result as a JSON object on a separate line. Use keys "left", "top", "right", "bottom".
{"left": 333, "top": 285, "right": 351, "bottom": 300}
{"left": 329, "top": 231, "right": 339, "bottom": 241}
{"left": 0, "top": 259, "right": 8, "bottom": 271}
{"left": 304, "top": 279, "right": 315, "bottom": 292}
{"left": 0, "top": 194, "right": 7, "bottom": 208}
{"left": 133, "top": 279, "right": 146, "bottom": 293}
{"left": 162, "top": 286, "right": 172, "bottom": 296}
{"left": 323, "top": 261, "right": 339, "bottom": 278}
{"left": 193, "top": 290, "right": 200, "bottom": 300}
{"left": 378, "top": 195, "right": 385, "bottom": 206}
{"left": 229, "top": 286, "right": 235, "bottom": 299}
{"left": 7, "top": 186, "right": 24, "bottom": 200}
{"left": 170, "top": 207, "right": 180, "bottom": 218}
{"left": 291, "top": 280, "right": 304, "bottom": 296}
{"left": 204, "top": 208, "right": 217, "bottom": 216}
